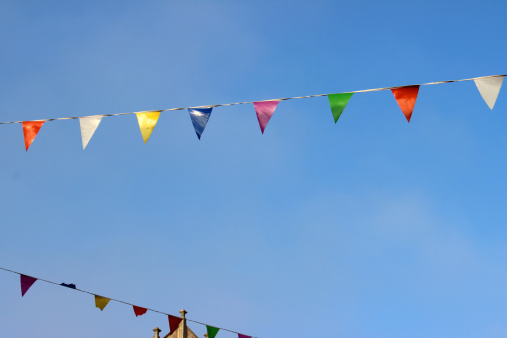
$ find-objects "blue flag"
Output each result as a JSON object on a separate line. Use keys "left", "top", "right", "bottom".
{"left": 188, "top": 107, "right": 213, "bottom": 139}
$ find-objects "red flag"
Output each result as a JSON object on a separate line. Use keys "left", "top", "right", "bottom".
{"left": 238, "top": 334, "right": 252, "bottom": 338}
{"left": 133, "top": 305, "right": 148, "bottom": 317}
{"left": 168, "top": 315, "right": 183, "bottom": 335}
{"left": 20, "top": 274, "right": 37, "bottom": 296}
{"left": 391, "top": 86, "right": 420, "bottom": 122}
{"left": 22, "top": 121, "right": 45, "bottom": 151}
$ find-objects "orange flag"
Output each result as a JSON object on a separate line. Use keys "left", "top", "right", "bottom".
{"left": 22, "top": 121, "right": 45, "bottom": 151}
{"left": 391, "top": 86, "right": 420, "bottom": 122}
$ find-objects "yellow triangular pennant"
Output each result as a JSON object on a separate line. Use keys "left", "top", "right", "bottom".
{"left": 94, "top": 295, "right": 111, "bottom": 311}
{"left": 136, "top": 111, "right": 162, "bottom": 144}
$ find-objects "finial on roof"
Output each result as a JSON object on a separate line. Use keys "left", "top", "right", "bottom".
{"left": 153, "top": 327, "right": 161, "bottom": 338}
{"left": 179, "top": 309, "right": 187, "bottom": 318}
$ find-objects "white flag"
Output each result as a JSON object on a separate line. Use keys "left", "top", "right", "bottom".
{"left": 474, "top": 76, "right": 504, "bottom": 110}
{"left": 79, "top": 116, "right": 103, "bottom": 149}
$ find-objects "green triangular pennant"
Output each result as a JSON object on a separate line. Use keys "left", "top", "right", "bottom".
{"left": 328, "top": 93, "right": 354, "bottom": 123}
{"left": 206, "top": 325, "right": 220, "bottom": 338}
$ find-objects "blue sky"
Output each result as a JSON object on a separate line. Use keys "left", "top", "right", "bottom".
{"left": 0, "top": 1, "right": 506, "bottom": 337}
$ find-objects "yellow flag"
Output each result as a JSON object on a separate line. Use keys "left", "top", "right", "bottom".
{"left": 95, "top": 295, "right": 111, "bottom": 311}
{"left": 136, "top": 111, "right": 162, "bottom": 144}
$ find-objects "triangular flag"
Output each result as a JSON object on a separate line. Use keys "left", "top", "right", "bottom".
{"left": 136, "top": 111, "right": 162, "bottom": 144}
{"left": 22, "top": 121, "right": 45, "bottom": 151}
{"left": 20, "top": 274, "right": 37, "bottom": 297}
{"left": 188, "top": 107, "right": 213, "bottom": 140}
{"left": 60, "top": 282, "right": 76, "bottom": 289}
{"left": 168, "top": 315, "right": 183, "bottom": 335}
{"left": 474, "top": 76, "right": 504, "bottom": 109}
{"left": 94, "top": 295, "right": 110, "bottom": 311}
{"left": 206, "top": 325, "right": 220, "bottom": 338}
{"left": 253, "top": 100, "right": 279, "bottom": 133}
{"left": 133, "top": 305, "right": 148, "bottom": 317}
{"left": 328, "top": 93, "right": 353, "bottom": 123}
{"left": 391, "top": 85, "right": 420, "bottom": 122}
{"left": 238, "top": 334, "right": 252, "bottom": 338}
{"left": 79, "top": 116, "right": 103, "bottom": 150}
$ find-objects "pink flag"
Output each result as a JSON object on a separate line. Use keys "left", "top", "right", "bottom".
{"left": 20, "top": 274, "right": 37, "bottom": 296}
{"left": 253, "top": 101, "right": 279, "bottom": 134}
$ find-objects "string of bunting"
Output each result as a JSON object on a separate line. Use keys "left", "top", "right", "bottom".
{"left": 1, "top": 74, "right": 504, "bottom": 151}
{"left": 0, "top": 266, "right": 255, "bottom": 338}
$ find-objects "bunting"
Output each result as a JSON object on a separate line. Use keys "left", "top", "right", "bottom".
{"left": 207, "top": 325, "right": 220, "bottom": 338}
{"left": 95, "top": 295, "right": 111, "bottom": 311}
{"left": 474, "top": 76, "right": 504, "bottom": 109}
{"left": 0, "top": 74, "right": 502, "bottom": 151}
{"left": 253, "top": 100, "right": 279, "bottom": 133}
{"left": 20, "top": 274, "right": 37, "bottom": 296}
{"left": 133, "top": 305, "right": 148, "bottom": 317}
{"left": 188, "top": 107, "right": 213, "bottom": 139}
{"left": 391, "top": 86, "right": 420, "bottom": 122}
{"left": 136, "top": 111, "right": 162, "bottom": 144}
{"left": 1, "top": 267, "right": 255, "bottom": 337}
{"left": 79, "top": 116, "right": 103, "bottom": 150}
{"left": 22, "top": 121, "right": 44, "bottom": 151}
{"left": 328, "top": 93, "right": 353, "bottom": 123}
{"left": 168, "top": 314, "right": 183, "bottom": 335}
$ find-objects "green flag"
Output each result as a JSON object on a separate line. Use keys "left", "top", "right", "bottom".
{"left": 328, "top": 93, "right": 353, "bottom": 123}
{"left": 206, "top": 325, "right": 220, "bottom": 338}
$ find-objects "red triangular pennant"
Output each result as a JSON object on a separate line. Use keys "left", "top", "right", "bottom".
{"left": 22, "top": 121, "right": 45, "bottom": 151}
{"left": 20, "top": 274, "right": 37, "bottom": 296}
{"left": 168, "top": 315, "right": 183, "bottom": 335}
{"left": 133, "top": 305, "right": 148, "bottom": 317}
{"left": 391, "top": 85, "right": 420, "bottom": 122}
